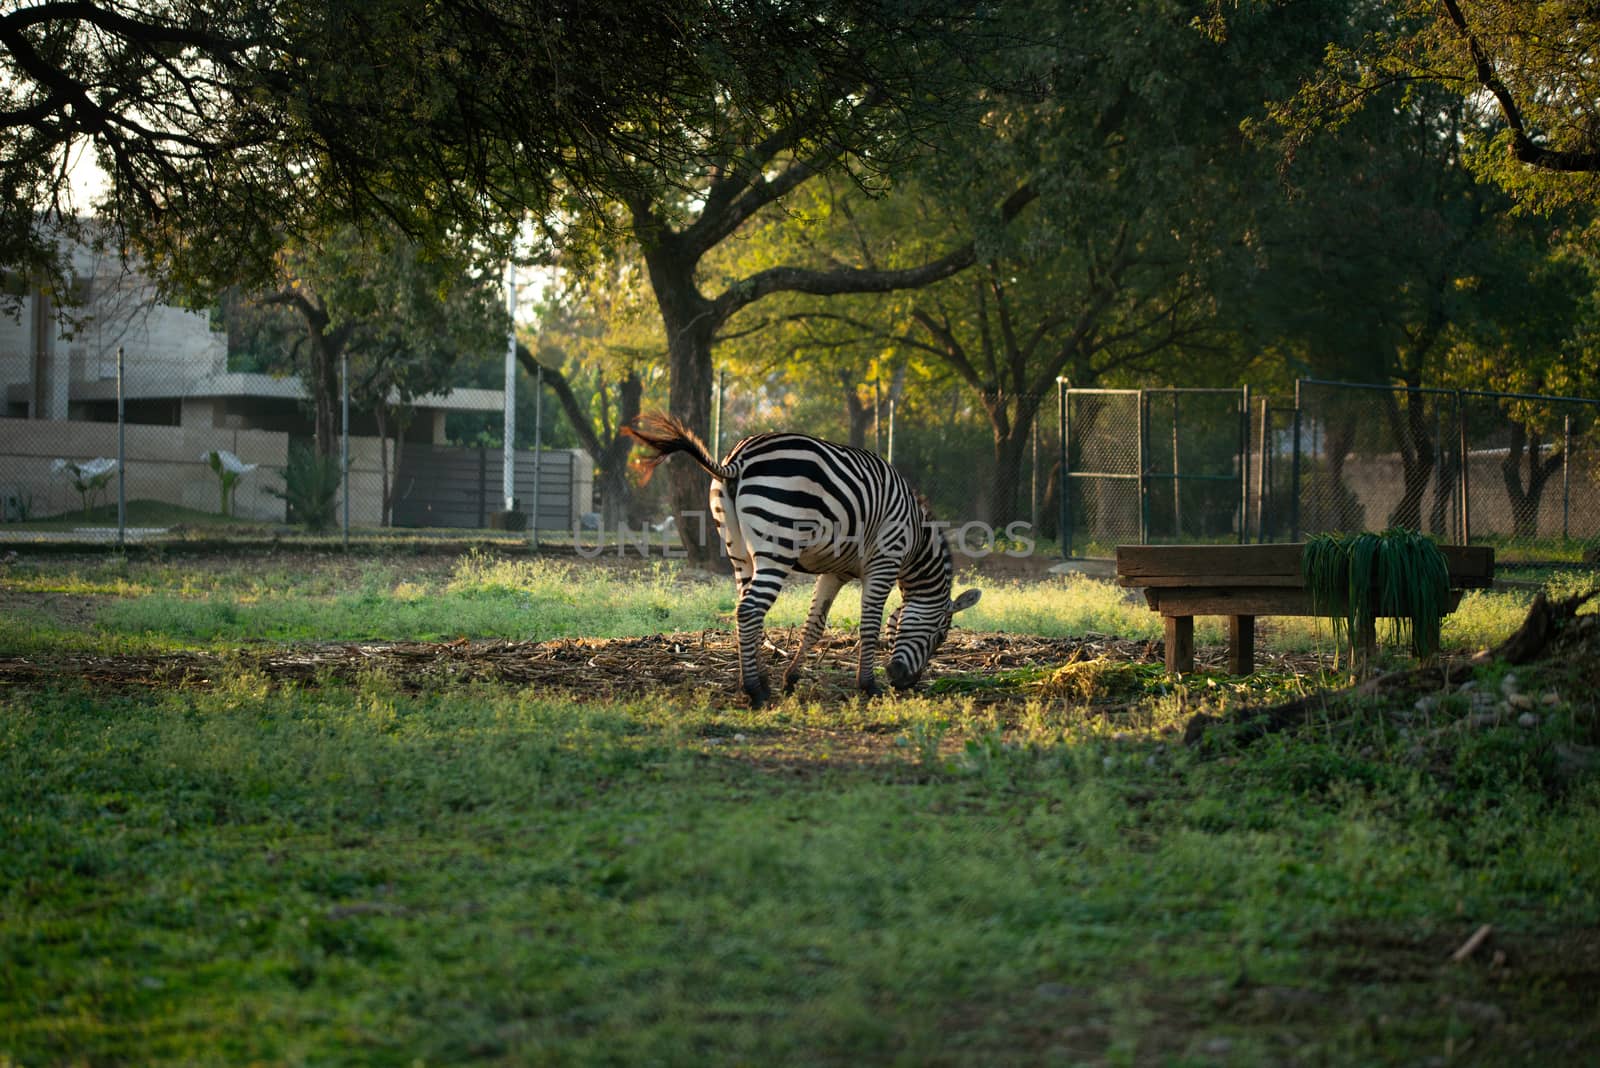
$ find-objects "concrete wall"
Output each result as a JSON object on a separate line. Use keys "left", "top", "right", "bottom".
{"left": 0, "top": 417, "right": 394, "bottom": 525}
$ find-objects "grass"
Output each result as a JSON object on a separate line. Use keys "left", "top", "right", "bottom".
{"left": 1, "top": 551, "right": 1184, "bottom": 655}
{"left": 4, "top": 674, "right": 1598, "bottom": 1065}
{"left": 3, "top": 550, "right": 1599, "bottom": 1064}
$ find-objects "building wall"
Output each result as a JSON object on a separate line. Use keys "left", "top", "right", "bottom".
{"left": 0, "top": 243, "right": 228, "bottom": 417}
{"left": 0, "top": 417, "right": 393, "bottom": 525}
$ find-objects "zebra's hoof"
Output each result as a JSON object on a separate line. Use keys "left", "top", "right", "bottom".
{"left": 744, "top": 679, "right": 772, "bottom": 708}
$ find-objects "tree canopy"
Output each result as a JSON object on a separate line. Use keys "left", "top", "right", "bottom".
{"left": 1275, "top": 0, "right": 1600, "bottom": 209}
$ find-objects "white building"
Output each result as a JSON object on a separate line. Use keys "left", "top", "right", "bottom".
{"left": 0, "top": 238, "right": 588, "bottom": 527}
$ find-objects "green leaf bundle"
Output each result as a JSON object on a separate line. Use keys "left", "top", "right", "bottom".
{"left": 1302, "top": 527, "right": 1451, "bottom": 668}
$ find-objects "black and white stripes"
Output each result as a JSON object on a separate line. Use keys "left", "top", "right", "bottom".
{"left": 624, "top": 413, "right": 980, "bottom": 706}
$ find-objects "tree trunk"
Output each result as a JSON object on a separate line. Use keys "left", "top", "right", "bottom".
{"left": 644, "top": 243, "right": 724, "bottom": 568}
{"left": 520, "top": 347, "right": 644, "bottom": 530}
{"left": 1309, "top": 415, "right": 1363, "bottom": 532}
{"left": 843, "top": 373, "right": 874, "bottom": 450}
{"left": 1385, "top": 390, "right": 1435, "bottom": 531}
{"left": 1502, "top": 422, "right": 1563, "bottom": 539}
{"left": 988, "top": 422, "right": 1030, "bottom": 528}
{"left": 1428, "top": 431, "right": 1461, "bottom": 538}
{"left": 597, "top": 372, "right": 645, "bottom": 526}
{"left": 312, "top": 345, "right": 339, "bottom": 459}
{"left": 984, "top": 394, "right": 1042, "bottom": 528}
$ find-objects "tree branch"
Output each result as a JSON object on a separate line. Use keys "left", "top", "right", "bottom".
{"left": 1439, "top": 0, "right": 1600, "bottom": 172}
{"left": 711, "top": 182, "right": 1038, "bottom": 323}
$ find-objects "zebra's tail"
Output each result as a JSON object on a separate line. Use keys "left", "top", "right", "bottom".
{"left": 622, "top": 413, "right": 738, "bottom": 484}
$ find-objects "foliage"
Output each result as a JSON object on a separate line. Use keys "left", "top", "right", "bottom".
{"left": 1271, "top": 0, "right": 1600, "bottom": 211}
{"left": 269, "top": 444, "right": 341, "bottom": 533}
{"left": 0, "top": 0, "right": 294, "bottom": 310}
{"left": 221, "top": 225, "right": 506, "bottom": 466}
{"left": 1302, "top": 528, "right": 1452, "bottom": 667}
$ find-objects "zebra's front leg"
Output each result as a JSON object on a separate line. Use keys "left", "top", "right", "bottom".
{"left": 735, "top": 558, "right": 791, "bottom": 708}
{"left": 854, "top": 563, "right": 898, "bottom": 697}
{"left": 783, "top": 573, "right": 845, "bottom": 694}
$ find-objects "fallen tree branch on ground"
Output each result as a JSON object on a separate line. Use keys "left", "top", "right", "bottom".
{"left": 1184, "top": 588, "right": 1599, "bottom": 748}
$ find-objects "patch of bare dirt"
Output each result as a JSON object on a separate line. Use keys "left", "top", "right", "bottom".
{"left": 0, "top": 627, "right": 1159, "bottom": 702}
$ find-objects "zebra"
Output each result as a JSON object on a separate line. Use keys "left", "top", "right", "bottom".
{"left": 623, "top": 413, "right": 980, "bottom": 706}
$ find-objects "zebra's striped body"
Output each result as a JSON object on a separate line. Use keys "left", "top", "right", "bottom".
{"left": 624, "top": 414, "right": 980, "bottom": 706}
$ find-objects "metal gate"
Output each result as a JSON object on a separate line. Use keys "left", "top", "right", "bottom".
{"left": 1058, "top": 383, "right": 1250, "bottom": 557}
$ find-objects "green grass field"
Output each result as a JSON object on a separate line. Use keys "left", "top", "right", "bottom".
{"left": 3, "top": 551, "right": 1598, "bottom": 1065}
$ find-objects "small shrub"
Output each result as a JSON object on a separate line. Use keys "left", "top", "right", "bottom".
{"left": 271, "top": 444, "right": 342, "bottom": 531}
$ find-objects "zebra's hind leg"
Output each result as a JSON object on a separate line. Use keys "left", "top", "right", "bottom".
{"left": 783, "top": 572, "right": 845, "bottom": 693}
{"left": 853, "top": 562, "right": 898, "bottom": 697}
{"left": 735, "top": 557, "right": 792, "bottom": 707}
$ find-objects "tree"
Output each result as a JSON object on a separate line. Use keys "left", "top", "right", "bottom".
{"left": 26, "top": 0, "right": 1035, "bottom": 562}
{"left": 1277, "top": 0, "right": 1600, "bottom": 210}
{"left": 229, "top": 225, "right": 505, "bottom": 522}
{"left": 0, "top": 0, "right": 290, "bottom": 307}
{"left": 1247, "top": 73, "right": 1594, "bottom": 533}
{"left": 514, "top": 257, "right": 667, "bottom": 527}
{"left": 710, "top": 0, "right": 1344, "bottom": 526}
{"left": 517, "top": 0, "right": 1038, "bottom": 562}
{"left": 1442, "top": 229, "right": 1598, "bottom": 538}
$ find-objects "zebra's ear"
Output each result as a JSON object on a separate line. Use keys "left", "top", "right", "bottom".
{"left": 950, "top": 588, "right": 981, "bottom": 614}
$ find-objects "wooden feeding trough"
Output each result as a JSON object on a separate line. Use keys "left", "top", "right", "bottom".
{"left": 1115, "top": 543, "right": 1496, "bottom": 674}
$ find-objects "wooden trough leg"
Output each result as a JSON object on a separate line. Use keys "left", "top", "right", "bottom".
{"left": 1164, "top": 615, "right": 1195, "bottom": 675}
{"left": 1229, "top": 615, "right": 1256, "bottom": 675}
{"left": 1357, "top": 615, "right": 1378, "bottom": 675}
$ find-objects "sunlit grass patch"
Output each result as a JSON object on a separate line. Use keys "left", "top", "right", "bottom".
{"left": 950, "top": 572, "right": 1173, "bottom": 640}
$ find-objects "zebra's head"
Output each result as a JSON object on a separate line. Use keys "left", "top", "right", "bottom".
{"left": 885, "top": 587, "right": 982, "bottom": 689}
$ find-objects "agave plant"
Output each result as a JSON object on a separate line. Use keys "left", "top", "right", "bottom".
{"left": 202, "top": 450, "right": 257, "bottom": 517}
{"left": 1302, "top": 527, "right": 1451, "bottom": 670}
{"left": 52, "top": 457, "right": 117, "bottom": 517}
{"left": 269, "top": 444, "right": 341, "bottom": 532}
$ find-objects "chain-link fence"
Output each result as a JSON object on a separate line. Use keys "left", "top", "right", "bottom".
{"left": 9, "top": 249, "right": 1597, "bottom": 567}
{"left": 1059, "top": 378, "right": 1600, "bottom": 561}
{"left": 1290, "top": 379, "right": 1600, "bottom": 560}
{"left": 0, "top": 245, "right": 589, "bottom": 540}
{"left": 892, "top": 391, "right": 1061, "bottom": 551}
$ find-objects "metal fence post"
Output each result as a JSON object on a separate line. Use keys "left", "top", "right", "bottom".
{"left": 1058, "top": 377, "right": 1071, "bottom": 559}
{"left": 116, "top": 345, "right": 125, "bottom": 551}
{"left": 1457, "top": 390, "right": 1470, "bottom": 544}
{"left": 1138, "top": 388, "right": 1148, "bottom": 544}
{"left": 1563, "top": 411, "right": 1572, "bottom": 542}
{"left": 531, "top": 362, "right": 543, "bottom": 551}
{"left": 1256, "top": 398, "right": 1269, "bottom": 543}
{"left": 341, "top": 349, "right": 350, "bottom": 550}
{"left": 1030, "top": 414, "right": 1039, "bottom": 532}
{"left": 1239, "top": 384, "right": 1250, "bottom": 545}
{"left": 1290, "top": 380, "right": 1303, "bottom": 540}
{"left": 1170, "top": 392, "right": 1181, "bottom": 539}
{"left": 503, "top": 262, "right": 517, "bottom": 515}
{"left": 887, "top": 394, "right": 896, "bottom": 465}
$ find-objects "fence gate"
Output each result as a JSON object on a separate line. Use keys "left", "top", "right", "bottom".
{"left": 392, "top": 445, "right": 579, "bottom": 530}
{"left": 1058, "top": 384, "right": 1250, "bottom": 557}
